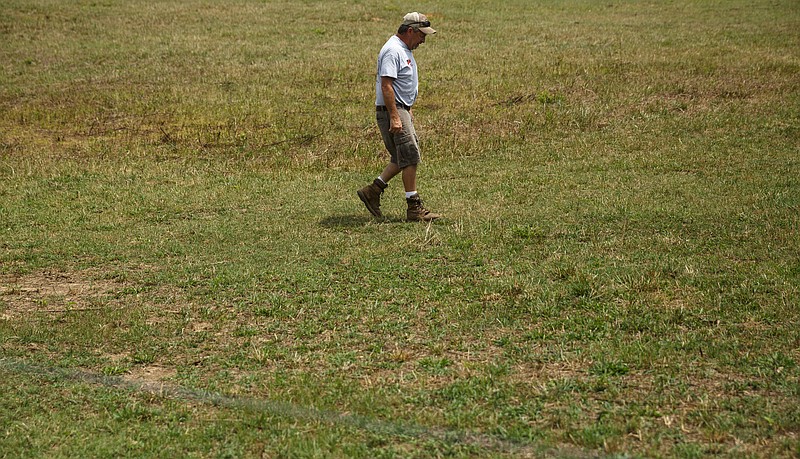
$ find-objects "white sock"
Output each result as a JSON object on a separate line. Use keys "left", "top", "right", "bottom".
{"left": 405, "top": 191, "right": 418, "bottom": 199}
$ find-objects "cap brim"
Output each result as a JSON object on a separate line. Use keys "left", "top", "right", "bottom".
{"left": 418, "top": 26, "right": 436, "bottom": 35}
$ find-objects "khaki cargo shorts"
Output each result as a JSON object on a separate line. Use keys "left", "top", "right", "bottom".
{"left": 376, "top": 107, "right": 421, "bottom": 169}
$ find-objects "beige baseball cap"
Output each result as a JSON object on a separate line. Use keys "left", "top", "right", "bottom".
{"left": 402, "top": 12, "right": 436, "bottom": 35}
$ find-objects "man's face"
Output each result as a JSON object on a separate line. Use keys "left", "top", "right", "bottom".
{"left": 408, "top": 28, "right": 427, "bottom": 50}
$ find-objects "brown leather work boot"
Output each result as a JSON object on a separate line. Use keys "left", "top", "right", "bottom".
{"left": 406, "top": 194, "right": 441, "bottom": 222}
{"left": 357, "top": 179, "right": 387, "bottom": 217}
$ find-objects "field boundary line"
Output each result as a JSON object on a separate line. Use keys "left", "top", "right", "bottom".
{"left": 0, "top": 357, "right": 602, "bottom": 458}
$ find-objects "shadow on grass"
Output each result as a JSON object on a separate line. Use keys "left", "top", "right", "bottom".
{"left": 319, "top": 214, "right": 405, "bottom": 228}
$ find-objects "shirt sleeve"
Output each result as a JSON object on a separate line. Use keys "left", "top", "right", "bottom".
{"left": 379, "top": 50, "right": 400, "bottom": 79}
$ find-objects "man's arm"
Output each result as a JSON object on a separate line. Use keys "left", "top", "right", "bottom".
{"left": 380, "top": 76, "right": 403, "bottom": 134}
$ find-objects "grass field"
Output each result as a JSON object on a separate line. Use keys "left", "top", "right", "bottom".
{"left": 1, "top": 0, "right": 799, "bottom": 457}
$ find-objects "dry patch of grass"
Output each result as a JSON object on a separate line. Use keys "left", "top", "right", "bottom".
{"left": 0, "top": 269, "right": 125, "bottom": 318}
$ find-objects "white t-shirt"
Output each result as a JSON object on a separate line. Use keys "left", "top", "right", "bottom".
{"left": 375, "top": 35, "right": 418, "bottom": 108}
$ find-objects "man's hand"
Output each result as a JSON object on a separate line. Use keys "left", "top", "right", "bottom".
{"left": 389, "top": 113, "right": 403, "bottom": 134}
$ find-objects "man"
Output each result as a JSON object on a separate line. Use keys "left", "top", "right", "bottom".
{"left": 357, "top": 12, "right": 441, "bottom": 222}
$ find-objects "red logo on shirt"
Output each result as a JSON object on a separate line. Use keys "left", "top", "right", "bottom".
{"left": 407, "top": 59, "right": 412, "bottom": 66}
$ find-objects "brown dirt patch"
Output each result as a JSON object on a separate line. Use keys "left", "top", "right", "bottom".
{"left": 124, "top": 365, "right": 177, "bottom": 384}
{"left": 0, "top": 269, "right": 126, "bottom": 319}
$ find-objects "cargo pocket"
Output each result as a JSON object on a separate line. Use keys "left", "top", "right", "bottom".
{"left": 394, "top": 130, "right": 420, "bottom": 168}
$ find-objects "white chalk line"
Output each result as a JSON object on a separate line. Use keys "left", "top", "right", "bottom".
{"left": 1, "top": 358, "right": 601, "bottom": 458}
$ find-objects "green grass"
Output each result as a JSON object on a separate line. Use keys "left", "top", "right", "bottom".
{"left": 2, "top": 0, "right": 799, "bottom": 457}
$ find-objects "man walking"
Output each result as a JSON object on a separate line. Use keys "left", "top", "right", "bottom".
{"left": 357, "top": 12, "right": 441, "bottom": 222}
